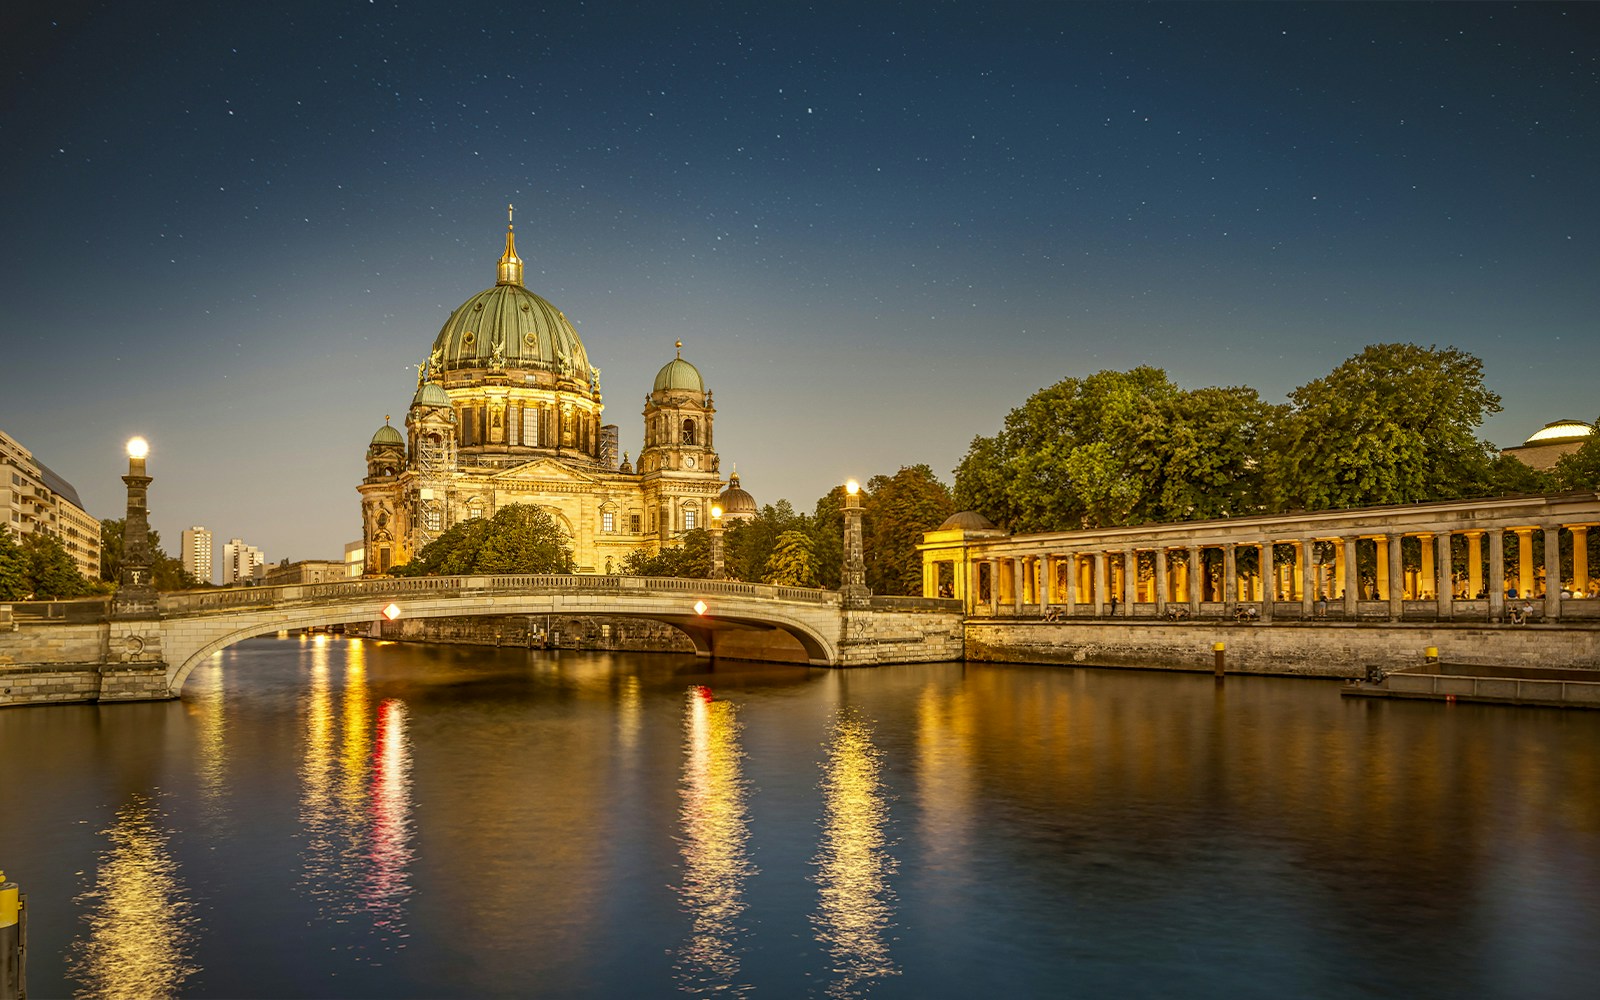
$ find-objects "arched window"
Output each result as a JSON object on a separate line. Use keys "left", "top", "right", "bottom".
{"left": 467, "top": 498, "right": 484, "bottom": 520}
{"left": 682, "top": 418, "right": 696, "bottom": 445}
{"left": 683, "top": 506, "right": 697, "bottom": 531}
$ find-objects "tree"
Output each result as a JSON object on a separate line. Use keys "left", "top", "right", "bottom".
{"left": 21, "top": 531, "right": 93, "bottom": 599}
{"left": 862, "top": 465, "right": 955, "bottom": 596}
{"left": 0, "top": 527, "right": 27, "bottom": 601}
{"left": 953, "top": 367, "right": 1276, "bottom": 531}
{"left": 1265, "top": 344, "right": 1502, "bottom": 510}
{"left": 393, "top": 503, "right": 573, "bottom": 576}
{"left": 808, "top": 486, "right": 846, "bottom": 590}
{"left": 723, "top": 500, "right": 809, "bottom": 583}
{"left": 619, "top": 528, "right": 711, "bottom": 578}
{"left": 762, "top": 530, "right": 818, "bottom": 587}
{"left": 100, "top": 519, "right": 199, "bottom": 590}
{"left": 1553, "top": 419, "right": 1600, "bottom": 490}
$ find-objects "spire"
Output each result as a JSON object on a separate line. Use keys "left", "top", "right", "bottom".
{"left": 675, "top": 339, "right": 683, "bottom": 359}
{"left": 496, "top": 203, "right": 524, "bottom": 286}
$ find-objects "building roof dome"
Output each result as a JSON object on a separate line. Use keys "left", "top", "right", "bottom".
{"left": 653, "top": 341, "right": 704, "bottom": 394}
{"left": 370, "top": 422, "right": 404, "bottom": 447}
{"left": 425, "top": 216, "right": 592, "bottom": 387}
{"left": 1524, "top": 419, "right": 1594, "bottom": 446}
{"left": 717, "top": 472, "right": 758, "bottom": 515}
{"left": 938, "top": 510, "right": 997, "bottom": 531}
{"left": 412, "top": 381, "right": 451, "bottom": 408}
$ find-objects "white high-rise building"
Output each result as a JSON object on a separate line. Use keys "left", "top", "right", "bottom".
{"left": 181, "top": 526, "right": 214, "bottom": 584}
{"left": 222, "top": 537, "right": 265, "bottom": 585}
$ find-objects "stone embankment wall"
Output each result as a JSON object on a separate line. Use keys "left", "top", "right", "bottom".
{"left": 967, "top": 620, "right": 1600, "bottom": 677}
{"left": 838, "top": 608, "right": 966, "bottom": 666}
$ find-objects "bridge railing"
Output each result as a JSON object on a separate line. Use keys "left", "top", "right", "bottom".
{"left": 156, "top": 574, "right": 837, "bottom": 615}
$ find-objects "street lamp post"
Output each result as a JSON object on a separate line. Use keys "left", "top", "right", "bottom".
{"left": 709, "top": 504, "right": 725, "bottom": 579}
{"left": 841, "top": 479, "right": 871, "bottom": 608}
{"left": 113, "top": 437, "right": 159, "bottom": 619}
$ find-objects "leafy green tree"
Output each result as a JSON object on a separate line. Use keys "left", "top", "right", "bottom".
{"left": 100, "top": 519, "right": 200, "bottom": 590}
{"left": 1553, "top": 419, "right": 1600, "bottom": 490}
{"left": 100, "top": 517, "right": 123, "bottom": 581}
{"left": 0, "top": 527, "right": 28, "bottom": 601}
{"left": 723, "top": 500, "right": 809, "bottom": 583}
{"left": 619, "top": 528, "right": 711, "bottom": 578}
{"left": 1483, "top": 453, "right": 1558, "bottom": 496}
{"left": 762, "top": 530, "right": 818, "bottom": 587}
{"left": 1265, "top": 344, "right": 1502, "bottom": 510}
{"left": 393, "top": 504, "right": 573, "bottom": 576}
{"left": 808, "top": 486, "right": 846, "bottom": 590}
{"left": 953, "top": 367, "right": 1275, "bottom": 530}
{"left": 862, "top": 464, "right": 954, "bottom": 595}
{"left": 21, "top": 531, "right": 93, "bottom": 599}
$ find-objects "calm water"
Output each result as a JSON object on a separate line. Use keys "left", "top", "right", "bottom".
{"left": 3, "top": 636, "right": 1599, "bottom": 999}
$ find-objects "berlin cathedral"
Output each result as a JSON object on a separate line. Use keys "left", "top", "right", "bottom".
{"left": 358, "top": 213, "right": 758, "bottom": 575}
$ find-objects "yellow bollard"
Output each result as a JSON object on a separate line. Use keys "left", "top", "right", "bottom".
{"left": 1213, "top": 641, "right": 1226, "bottom": 678}
{"left": 1, "top": 870, "right": 22, "bottom": 1000}
{"left": 1424, "top": 645, "right": 1439, "bottom": 665}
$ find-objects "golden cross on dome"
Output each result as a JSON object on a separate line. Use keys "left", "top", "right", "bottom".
{"left": 675, "top": 339, "right": 683, "bottom": 358}
{"left": 507, "top": 203, "right": 514, "bottom": 229}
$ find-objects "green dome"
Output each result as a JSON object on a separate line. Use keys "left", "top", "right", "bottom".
{"left": 429, "top": 282, "right": 592, "bottom": 385}
{"left": 370, "top": 424, "right": 404, "bottom": 447}
{"left": 413, "top": 382, "right": 451, "bottom": 408}
{"left": 654, "top": 356, "right": 704, "bottom": 394}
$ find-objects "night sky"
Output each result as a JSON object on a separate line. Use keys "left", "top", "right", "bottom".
{"left": 3, "top": 1, "right": 1596, "bottom": 566}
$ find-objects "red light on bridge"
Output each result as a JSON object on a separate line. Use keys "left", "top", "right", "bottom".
{"left": 383, "top": 603, "right": 402, "bottom": 621}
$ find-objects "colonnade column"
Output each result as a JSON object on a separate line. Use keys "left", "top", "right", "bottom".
{"left": 1374, "top": 535, "right": 1390, "bottom": 602}
{"left": 1544, "top": 526, "right": 1561, "bottom": 620}
{"left": 1466, "top": 531, "right": 1484, "bottom": 599}
{"left": 1342, "top": 536, "right": 1357, "bottom": 616}
{"left": 1124, "top": 550, "right": 1137, "bottom": 611}
{"left": 1013, "top": 558, "right": 1025, "bottom": 616}
{"left": 1260, "top": 541, "right": 1274, "bottom": 622}
{"left": 1301, "top": 538, "right": 1316, "bottom": 617}
{"left": 988, "top": 558, "right": 999, "bottom": 616}
{"left": 1188, "top": 545, "right": 1202, "bottom": 612}
{"left": 1040, "top": 555, "right": 1053, "bottom": 614}
{"left": 1154, "top": 548, "right": 1168, "bottom": 616}
{"left": 1092, "top": 552, "right": 1106, "bottom": 616}
{"left": 1387, "top": 532, "right": 1403, "bottom": 620}
{"left": 1575, "top": 527, "right": 1590, "bottom": 598}
{"left": 1489, "top": 531, "right": 1506, "bottom": 621}
{"left": 1435, "top": 531, "right": 1453, "bottom": 619}
{"left": 1064, "top": 553, "right": 1077, "bottom": 615}
{"left": 1516, "top": 528, "right": 1534, "bottom": 598}
{"left": 1419, "top": 532, "right": 1435, "bottom": 600}
{"left": 1222, "top": 543, "right": 1237, "bottom": 611}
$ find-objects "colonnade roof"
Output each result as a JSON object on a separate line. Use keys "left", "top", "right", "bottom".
{"left": 920, "top": 491, "right": 1600, "bottom": 555}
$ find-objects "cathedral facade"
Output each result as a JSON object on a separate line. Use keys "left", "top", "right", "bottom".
{"left": 358, "top": 217, "right": 748, "bottom": 575}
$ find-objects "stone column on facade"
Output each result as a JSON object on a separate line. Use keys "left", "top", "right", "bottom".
{"left": 1515, "top": 527, "right": 1534, "bottom": 598}
{"left": 1013, "top": 557, "right": 1025, "bottom": 616}
{"left": 1063, "top": 553, "right": 1077, "bottom": 614}
{"left": 1222, "top": 543, "right": 1237, "bottom": 611}
{"left": 1154, "top": 547, "right": 1168, "bottom": 616}
{"left": 1374, "top": 536, "right": 1389, "bottom": 601}
{"left": 1544, "top": 526, "right": 1561, "bottom": 621}
{"left": 1575, "top": 526, "right": 1590, "bottom": 598}
{"left": 1039, "top": 555, "right": 1053, "bottom": 614}
{"left": 1123, "top": 549, "right": 1137, "bottom": 612}
{"left": 1387, "top": 532, "right": 1404, "bottom": 619}
{"left": 1188, "top": 545, "right": 1202, "bottom": 612}
{"left": 1466, "top": 531, "right": 1485, "bottom": 599}
{"left": 1301, "top": 539, "right": 1316, "bottom": 617}
{"left": 1342, "top": 536, "right": 1357, "bottom": 616}
{"left": 1092, "top": 551, "right": 1106, "bottom": 617}
{"left": 1489, "top": 529, "right": 1506, "bottom": 621}
{"left": 1417, "top": 532, "right": 1435, "bottom": 601}
{"left": 1434, "top": 531, "right": 1453, "bottom": 619}
{"left": 1259, "top": 541, "right": 1274, "bottom": 621}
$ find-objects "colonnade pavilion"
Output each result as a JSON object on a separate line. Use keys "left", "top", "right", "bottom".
{"left": 919, "top": 491, "right": 1600, "bottom": 623}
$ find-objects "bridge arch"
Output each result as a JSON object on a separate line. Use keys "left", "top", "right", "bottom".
{"left": 160, "top": 575, "right": 844, "bottom": 694}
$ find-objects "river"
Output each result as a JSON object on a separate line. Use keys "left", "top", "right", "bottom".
{"left": 2, "top": 635, "right": 1598, "bottom": 998}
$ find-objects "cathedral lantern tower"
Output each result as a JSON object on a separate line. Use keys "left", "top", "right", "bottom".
{"left": 639, "top": 342, "right": 721, "bottom": 541}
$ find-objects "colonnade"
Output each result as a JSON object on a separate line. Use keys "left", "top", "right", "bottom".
{"left": 919, "top": 493, "right": 1600, "bottom": 624}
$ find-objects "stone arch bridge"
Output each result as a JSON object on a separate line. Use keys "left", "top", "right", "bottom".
{"left": 27, "top": 574, "right": 961, "bottom": 701}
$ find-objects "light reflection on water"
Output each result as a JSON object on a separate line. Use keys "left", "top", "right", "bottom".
{"left": 67, "top": 795, "right": 197, "bottom": 1000}
{"left": 674, "top": 685, "right": 756, "bottom": 995}
{"left": 812, "top": 707, "right": 900, "bottom": 998}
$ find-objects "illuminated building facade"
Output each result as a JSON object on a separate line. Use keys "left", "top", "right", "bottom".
{"left": 1, "top": 426, "right": 102, "bottom": 579}
{"left": 358, "top": 213, "right": 750, "bottom": 574}
{"left": 180, "top": 526, "right": 213, "bottom": 584}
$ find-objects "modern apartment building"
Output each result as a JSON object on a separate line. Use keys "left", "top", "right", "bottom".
{"left": 1, "top": 427, "right": 102, "bottom": 579}
{"left": 181, "top": 526, "right": 214, "bottom": 584}
{"left": 222, "top": 537, "right": 265, "bottom": 585}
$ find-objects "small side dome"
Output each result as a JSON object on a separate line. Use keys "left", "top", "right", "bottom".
{"left": 370, "top": 423, "right": 404, "bottom": 447}
{"left": 1524, "top": 419, "right": 1594, "bottom": 446}
{"left": 413, "top": 382, "right": 451, "bottom": 408}
{"left": 654, "top": 357, "right": 704, "bottom": 394}
{"left": 717, "top": 472, "right": 758, "bottom": 517}
{"left": 939, "top": 510, "right": 997, "bottom": 531}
